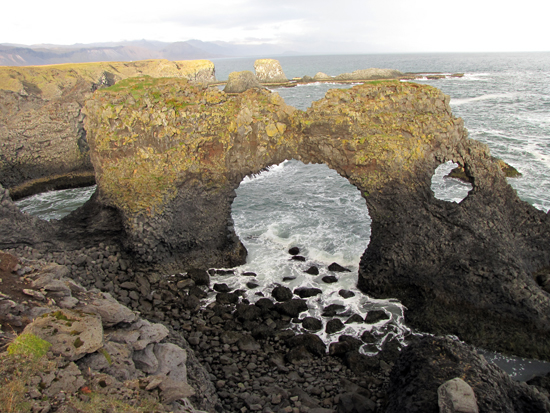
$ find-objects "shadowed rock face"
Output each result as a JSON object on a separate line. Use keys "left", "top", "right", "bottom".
{"left": 3, "top": 75, "right": 550, "bottom": 360}
{"left": 0, "top": 60, "right": 216, "bottom": 194}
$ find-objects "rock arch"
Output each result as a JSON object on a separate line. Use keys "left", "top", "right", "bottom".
{"left": 76, "top": 77, "right": 550, "bottom": 359}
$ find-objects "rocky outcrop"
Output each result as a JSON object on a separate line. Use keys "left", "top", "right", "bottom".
{"left": 314, "top": 72, "right": 332, "bottom": 81}
{"left": 0, "top": 257, "right": 218, "bottom": 412}
{"left": 334, "top": 68, "right": 403, "bottom": 81}
{"left": 0, "top": 59, "right": 216, "bottom": 193}
{"left": 223, "top": 70, "right": 263, "bottom": 93}
{"left": 386, "top": 337, "right": 550, "bottom": 412}
{"left": 254, "top": 58, "right": 288, "bottom": 83}
{"left": 80, "top": 78, "right": 550, "bottom": 361}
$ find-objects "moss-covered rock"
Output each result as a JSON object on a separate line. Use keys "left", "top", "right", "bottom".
{"left": 254, "top": 59, "right": 288, "bottom": 83}
{"left": 0, "top": 59, "right": 216, "bottom": 192}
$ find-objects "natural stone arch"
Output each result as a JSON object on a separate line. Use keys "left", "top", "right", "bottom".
{"left": 79, "top": 77, "right": 550, "bottom": 360}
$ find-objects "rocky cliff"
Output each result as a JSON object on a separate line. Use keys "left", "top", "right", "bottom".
{"left": 81, "top": 78, "right": 550, "bottom": 361}
{"left": 0, "top": 59, "right": 216, "bottom": 197}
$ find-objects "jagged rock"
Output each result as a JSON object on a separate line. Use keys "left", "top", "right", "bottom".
{"left": 322, "top": 304, "right": 346, "bottom": 317}
{"left": 43, "top": 362, "right": 86, "bottom": 398}
{"left": 328, "top": 262, "right": 350, "bottom": 272}
{"left": 23, "top": 309, "right": 103, "bottom": 361}
{"left": 224, "top": 70, "right": 262, "bottom": 93}
{"left": 213, "top": 283, "right": 230, "bottom": 293}
{"left": 153, "top": 343, "right": 188, "bottom": 383}
{"left": 386, "top": 337, "right": 550, "bottom": 413}
{"left": 79, "top": 340, "right": 140, "bottom": 381}
{"left": 322, "top": 276, "right": 338, "bottom": 283}
{"left": 77, "top": 292, "right": 137, "bottom": 327}
{"left": 254, "top": 59, "right": 287, "bottom": 83}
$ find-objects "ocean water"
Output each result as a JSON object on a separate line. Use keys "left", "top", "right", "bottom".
{"left": 14, "top": 53, "right": 550, "bottom": 376}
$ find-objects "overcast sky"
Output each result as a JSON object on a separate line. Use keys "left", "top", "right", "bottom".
{"left": 3, "top": 0, "right": 549, "bottom": 54}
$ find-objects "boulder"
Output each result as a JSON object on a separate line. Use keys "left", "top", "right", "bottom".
{"left": 254, "top": 59, "right": 287, "bottom": 83}
{"left": 275, "top": 299, "right": 308, "bottom": 317}
{"left": 23, "top": 309, "right": 103, "bottom": 361}
{"left": 224, "top": 70, "right": 262, "bottom": 93}
{"left": 438, "top": 378, "right": 479, "bottom": 413}
{"left": 294, "top": 287, "right": 322, "bottom": 298}
{"left": 272, "top": 286, "right": 293, "bottom": 302}
{"left": 76, "top": 292, "right": 137, "bottom": 327}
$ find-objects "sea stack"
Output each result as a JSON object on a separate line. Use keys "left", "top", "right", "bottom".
{"left": 254, "top": 58, "right": 288, "bottom": 83}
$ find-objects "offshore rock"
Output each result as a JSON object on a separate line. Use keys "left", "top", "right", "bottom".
{"left": 254, "top": 59, "right": 288, "bottom": 83}
{"left": 386, "top": 337, "right": 550, "bottom": 413}
{"left": 0, "top": 59, "right": 216, "bottom": 193}
{"left": 335, "top": 68, "right": 403, "bottom": 81}
{"left": 313, "top": 72, "right": 332, "bottom": 81}
{"left": 224, "top": 70, "right": 262, "bottom": 93}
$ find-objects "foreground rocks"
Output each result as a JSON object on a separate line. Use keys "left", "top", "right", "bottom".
{"left": 386, "top": 337, "right": 550, "bottom": 413}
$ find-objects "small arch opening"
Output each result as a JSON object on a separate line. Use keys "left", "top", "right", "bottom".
{"left": 431, "top": 160, "right": 473, "bottom": 203}
{"left": 14, "top": 185, "right": 96, "bottom": 221}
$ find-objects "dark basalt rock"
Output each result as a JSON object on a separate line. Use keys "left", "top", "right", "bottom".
{"left": 325, "top": 319, "right": 345, "bottom": 334}
{"left": 386, "top": 336, "right": 550, "bottom": 413}
{"left": 364, "top": 310, "right": 390, "bottom": 324}
{"left": 337, "top": 392, "right": 377, "bottom": 413}
{"left": 246, "top": 282, "right": 259, "bottom": 289}
{"left": 304, "top": 266, "right": 319, "bottom": 275}
{"left": 322, "top": 304, "right": 346, "bottom": 317}
{"left": 288, "top": 247, "right": 300, "bottom": 255}
{"left": 328, "top": 262, "right": 351, "bottom": 272}
{"left": 339, "top": 289, "right": 355, "bottom": 299}
{"left": 291, "top": 255, "right": 306, "bottom": 262}
{"left": 213, "top": 283, "right": 231, "bottom": 293}
{"left": 234, "top": 303, "right": 262, "bottom": 321}
{"left": 187, "top": 269, "right": 210, "bottom": 286}
{"left": 286, "top": 333, "right": 326, "bottom": 358}
{"left": 294, "top": 287, "right": 322, "bottom": 298}
{"left": 345, "top": 314, "right": 365, "bottom": 324}
{"left": 282, "top": 277, "right": 296, "bottom": 282}
{"left": 301, "top": 317, "right": 323, "bottom": 332}
{"left": 272, "top": 286, "right": 293, "bottom": 302}
{"left": 215, "top": 292, "right": 239, "bottom": 305}
{"left": 322, "top": 276, "right": 338, "bottom": 283}
{"left": 275, "top": 299, "right": 308, "bottom": 317}
{"left": 242, "top": 271, "right": 257, "bottom": 277}
{"left": 254, "top": 298, "right": 275, "bottom": 311}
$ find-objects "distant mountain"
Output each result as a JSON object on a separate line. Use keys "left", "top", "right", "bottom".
{"left": 0, "top": 40, "right": 298, "bottom": 66}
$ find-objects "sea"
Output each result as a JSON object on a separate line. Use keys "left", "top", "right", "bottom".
{"left": 14, "top": 52, "right": 550, "bottom": 379}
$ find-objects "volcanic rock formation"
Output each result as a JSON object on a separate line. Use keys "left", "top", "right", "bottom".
{"left": 2, "top": 70, "right": 550, "bottom": 361}
{"left": 0, "top": 59, "right": 216, "bottom": 197}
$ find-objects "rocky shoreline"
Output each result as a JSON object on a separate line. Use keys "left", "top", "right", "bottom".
{"left": 3, "top": 242, "right": 550, "bottom": 412}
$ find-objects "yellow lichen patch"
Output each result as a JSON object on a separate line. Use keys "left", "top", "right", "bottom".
{"left": 0, "top": 59, "right": 215, "bottom": 98}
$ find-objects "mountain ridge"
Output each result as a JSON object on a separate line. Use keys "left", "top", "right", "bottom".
{"left": 0, "top": 40, "right": 298, "bottom": 66}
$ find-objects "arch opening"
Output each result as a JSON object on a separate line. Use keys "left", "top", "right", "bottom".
{"left": 431, "top": 160, "right": 473, "bottom": 203}
{"left": 208, "top": 159, "right": 409, "bottom": 352}
{"left": 14, "top": 185, "right": 97, "bottom": 221}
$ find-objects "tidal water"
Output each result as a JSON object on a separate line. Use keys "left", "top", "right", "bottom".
{"left": 15, "top": 52, "right": 550, "bottom": 378}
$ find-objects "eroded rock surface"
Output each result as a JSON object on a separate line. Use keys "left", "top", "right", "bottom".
{"left": 254, "top": 58, "right": 288, "bottom": 83}
{"left": 0, "top": 59, "right": 216, "bottom": 195}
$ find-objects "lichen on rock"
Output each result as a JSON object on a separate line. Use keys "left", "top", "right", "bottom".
{"left": 254, "top": 59, "right": 288, "bottom": 83}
